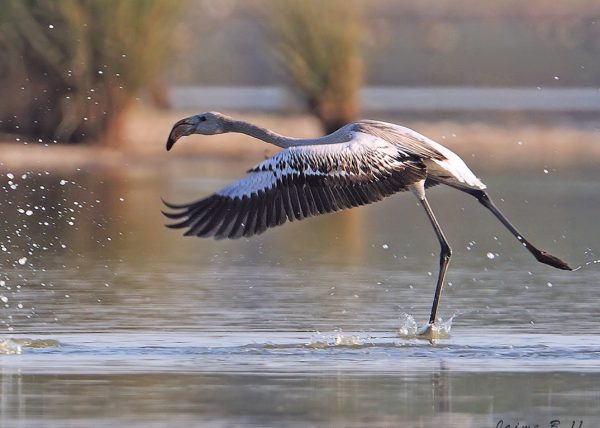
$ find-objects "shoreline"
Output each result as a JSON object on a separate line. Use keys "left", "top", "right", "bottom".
{"left": 1, "top": 106, "right": 599, "bottom": 172}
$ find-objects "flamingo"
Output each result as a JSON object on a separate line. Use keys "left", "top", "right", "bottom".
{"left": 163, "top": 112, "right": 572, "bottom": 327}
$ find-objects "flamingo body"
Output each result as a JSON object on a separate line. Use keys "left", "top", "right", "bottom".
{"left": 164, "top": 120, "right": 484, "bottom": 239}
{"left": 163, "top": 112, "right": 571, "bottom": 326}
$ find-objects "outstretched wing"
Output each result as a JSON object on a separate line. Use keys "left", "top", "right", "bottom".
{"left": 163, "top": 132, "right": 427, "bottom": 239}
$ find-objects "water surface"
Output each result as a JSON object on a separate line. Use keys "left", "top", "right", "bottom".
{"left": 1, "top": 161, "right": 599, "bottom": 427}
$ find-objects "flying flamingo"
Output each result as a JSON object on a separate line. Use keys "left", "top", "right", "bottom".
{"left": 163, "top": 112, "right": 572, "bottom": 328}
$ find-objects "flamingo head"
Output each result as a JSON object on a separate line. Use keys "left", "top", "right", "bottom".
{"left": 166, "top": 111, "right": 230, "bottom": 151}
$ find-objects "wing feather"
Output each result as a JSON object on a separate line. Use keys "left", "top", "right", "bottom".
{"left": 229, "top": 196, "right": 250, "bottom": 239}
{"left": 164, "top": 133, "right": 427, "bottom": 239}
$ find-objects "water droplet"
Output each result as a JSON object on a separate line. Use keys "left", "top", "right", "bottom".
{"left": 0, "top": 295, "right": 8, "bottom": 303}
{"left": 48, "top": 24, "right": 54, "bottom": 29}
{"left": 554, "top": 76, "right": 560, "bottom": 80}
{"left": 486, "top": 252, "right": 495, "bottom": 259}
{"left": 382, "top": 244, "right": 389, "bottom": 249}
{"left": 547, "top": 282, "right": 553, "bottom": 287}
{"left": 18, "top": 257, "right": 27, "bottom": 265}
{"left": 543, "top": 169, "right": 549, "bottom": 174}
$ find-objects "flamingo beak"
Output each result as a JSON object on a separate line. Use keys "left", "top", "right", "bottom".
{"left": 166, "top": 117, "right": 195, "bottom": 151}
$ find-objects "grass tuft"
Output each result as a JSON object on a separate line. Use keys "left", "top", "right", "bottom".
{"left": 0, "top": 0, "right": 185, "bottom": 144}
{"left": 267, "top": 0, "right": 364, "bottom": 134}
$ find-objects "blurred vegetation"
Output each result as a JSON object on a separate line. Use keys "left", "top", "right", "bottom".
{"left": 268, "top": 0, "right": 364, "bottom": 134}
{"left": 0, "top": 0, "right": 184, "bottom": 144}
{"left": 174, "top": 0, "right": 599, "bottom": 88}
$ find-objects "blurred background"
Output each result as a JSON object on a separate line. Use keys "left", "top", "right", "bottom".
{"left": 1, "top": 2, "right": 600, "bottom": 426}
{"left": 1, "top": 0, "right": 599, "bottom": 165}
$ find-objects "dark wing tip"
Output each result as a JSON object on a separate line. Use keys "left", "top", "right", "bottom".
{"left": 162, "top": 195, "right": 232, "bottom": 239}
{"left": 161, "top": 197, "right": 191, "bottom": 210}
{"left": 165, "top": 221, "right": 189, "bottom": 229}
{"left": 161, "top": 197, "right": 201, "bottom": 230}
{"left": 161, "top": 209, "right": 186, "bottom": 220}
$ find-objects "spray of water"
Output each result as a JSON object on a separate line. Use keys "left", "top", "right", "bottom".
{"left": 305, "top": 330, "right": 368, "bottom": 348}
{"left": 572, "top": 259, "right": 600, "bottom": 272}
{"left": 397, "top": 313, "right": 455, "bottom": 340}
{"left": 0, "top": 337, "right": 59, "bottom": 355}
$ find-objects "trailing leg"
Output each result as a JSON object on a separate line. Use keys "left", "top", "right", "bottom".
{"left": 464, "top": 188, "right": 571, "bottom": 271}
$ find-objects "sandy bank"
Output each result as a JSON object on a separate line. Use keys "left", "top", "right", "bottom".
{"left": 1, "top": 106, "right": 599, "bottom": 172}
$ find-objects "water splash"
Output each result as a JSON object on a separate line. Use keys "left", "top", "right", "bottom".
{"left": 1, "top": 170, "right": 120, "bottom": 332}
{"left": 0, "top": 338, "right": 60, "bottom": 355}
{"left": 334, "top": 333, "right": 364, "bottom": 347}
{"left": 0, "top": 338, "right": 22, "bottom": 354}
{"left": 304, "top": 331, "right": 367, "bottom": 348}
{"left": 397, "top": 313, "right": 419, "bottom": 336}
{"left": 397, "top": 313, "right": 456, "bottom": 340}
{"left": 303, "top": 340, "right": 329, "bottom": 349}
{"left": 572, "top": 259, "right": 600, "bottom": 272}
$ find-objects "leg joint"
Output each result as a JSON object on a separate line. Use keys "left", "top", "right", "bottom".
{"left": 440, "top": 247, "right": 452, "bottom": 263}
{"left": 440, "top": 244, "right": 452, "bottom": 263}
{"left": 444, "top": 245, "right": 452, "bottom": 258}
{"left": 460, "top": 187, "right": 487, "bottom": 201}
{"left": 475, "top": 190, "right": 491, "bottom": 207}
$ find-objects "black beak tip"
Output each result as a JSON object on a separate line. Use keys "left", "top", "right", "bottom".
{"left": 166, "top": 137, "right": 175, "bottom": 151}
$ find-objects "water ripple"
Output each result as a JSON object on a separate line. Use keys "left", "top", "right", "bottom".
{"left": 2, "top": 331, "right": 599, "bottom": 375}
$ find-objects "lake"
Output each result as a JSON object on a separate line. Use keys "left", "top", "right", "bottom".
{"left": 1, "top": 159, "right": 599, "bottom": 427}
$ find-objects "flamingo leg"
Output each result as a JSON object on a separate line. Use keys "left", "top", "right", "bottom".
{"left": 419, "top": 196, "right": 453, "bottom": 325}
{"left": 461, "top": 189, "right": 572, "bottom": 271}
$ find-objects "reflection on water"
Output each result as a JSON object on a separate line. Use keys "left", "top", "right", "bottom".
{"left": 2, "top": 365, "right": 600, "bottom": 427}
{"left": 1, "top": 161, "right": 600, "bottom": 426}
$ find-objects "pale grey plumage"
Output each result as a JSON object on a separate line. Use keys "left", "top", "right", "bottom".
{"left": 163, "top": 116, "right": 486, "bottom": 240}
{"left": 164, "top": 132, "right": 429, "bottom": 239}
{"left": 163, "top": 112, "right": 572, "bottom": 327}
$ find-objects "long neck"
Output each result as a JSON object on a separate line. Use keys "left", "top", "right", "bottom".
{"left": 226, "top": 118, "right": 350, "bottom": 148}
